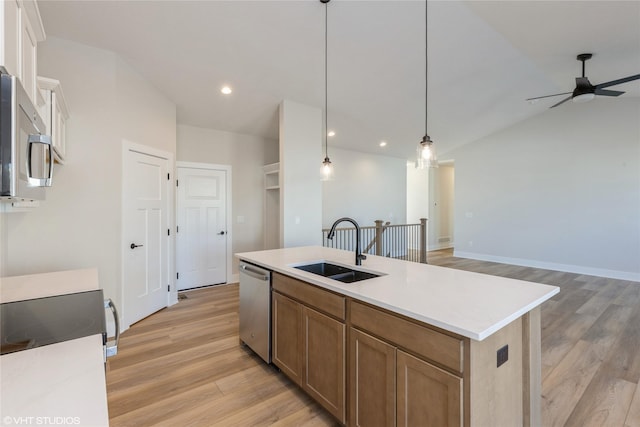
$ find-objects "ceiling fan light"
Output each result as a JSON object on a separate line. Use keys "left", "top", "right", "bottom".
{"left": 573, "top": 92, "right": 595, "bottom": 103}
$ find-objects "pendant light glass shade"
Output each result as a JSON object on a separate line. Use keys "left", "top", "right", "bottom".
{"left": 416, "top": 134, "right": 437, "bottom": 169}
{"left": 321, "top": 156, "right": 334, "bottom": 180}
{"left": 416, "top": 0, "right": 438, "bottom": 170}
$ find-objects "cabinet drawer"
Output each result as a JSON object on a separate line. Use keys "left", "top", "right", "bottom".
{"left": 351, "top": 301, "right": 464, "bottom": 374}
{"left": 273, "top": 273, "right": 345, "bottom": 321}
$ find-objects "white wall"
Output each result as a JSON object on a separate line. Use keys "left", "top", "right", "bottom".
{"left": 445, "top": 98, "right": 640, "bottom": 281}
{"left": 0, "top": 211, "right": 7, "bottom": 277}
{"left": 279, "top": 100, "right": 322, "bottom": 247}
{"left": 177, "top": 124, "right": 275, "bottom": 270}
{"left": 4, "top": 37, "right": 176, "bottom": 313}
{"left": 406, "top": 162, "right": 429, "bottom": 224}
{"left": 428, "top": 164, "right": 455, "bottom": 250}
{"left": 323, "top": 147, "right": 407, "bottom": 228}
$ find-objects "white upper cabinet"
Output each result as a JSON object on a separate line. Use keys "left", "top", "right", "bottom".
{"left": 1, "top": 0, "right": 46, "bottom": 105}
{"left": 1, "top": 0, "right": 20, "bottom": 77}
{"left": 37, "top": 77, "right": 70, "bottom": 163}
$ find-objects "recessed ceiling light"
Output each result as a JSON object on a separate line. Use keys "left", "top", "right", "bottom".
{"left": 327, "top": 130, "right": 336, "bottom": 137}
{"left": 379, "top": 141, "right": 387, "bottom": 147}
{"left": 221, "top": 86, "right": 232, "bottom": 95}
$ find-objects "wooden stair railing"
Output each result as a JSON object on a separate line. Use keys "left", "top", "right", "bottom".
{"left": 322, "top": 218, "right": 428, "bottom": 264}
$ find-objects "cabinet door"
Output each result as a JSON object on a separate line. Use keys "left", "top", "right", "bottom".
{"left": 303, "top": 306, "right": 345, "bottom": 423}
{"left": 397, "top": 350, "right": 462, "bottom": 427}
{"left": 1, "top": 0, "right": 20, "bottom": 77}
{"left": 272, "top": 291, "right": 303, "bottom": 385}
{"left": 52, "top": 91, "right": 66, "bottom": 160}
{"left": 350, "top": 328, "right": 396, "bottom": 427}
{"left": 20, "top": 9, "right": 37, "bottom": 104}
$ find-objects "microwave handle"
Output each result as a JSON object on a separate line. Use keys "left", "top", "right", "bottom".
{"left": 27, "top": 134, "right": 53, "bottom": 187}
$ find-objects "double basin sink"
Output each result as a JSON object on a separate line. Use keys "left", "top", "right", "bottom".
{"left": 294, "top": 262, "right": 381, "bottom": 283}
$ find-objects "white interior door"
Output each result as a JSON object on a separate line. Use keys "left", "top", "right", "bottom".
{"left": 176, "top": 166, "right": 228, "bottom": 290}
{"left": 123, "top": 148, "right": 169, "bottom": 325}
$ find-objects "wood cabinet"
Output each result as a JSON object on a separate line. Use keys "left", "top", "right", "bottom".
{"left": 1, "top": 0, "right": 45, "bottom": 105}
{"left": 303, "top": 306, "right": 345, "bottom": 421}
{"left": 271, "top": 272, "right": 529, "bottom": 426}
{"left": 271, "top": 273, "right": 346, "bottom": 423}
{"left": 350, "top": 327, "right": 463, "bottom": 427}
{"left": 396, "top": 350, "right": 462, "bottom": 427}
{"left": 272, "top": 291, "right": 303, "bottom": 385}
{"left": 350, "top": 300, "right": 525, "bottom": 427}
{"left": 37, "top": 77, "right": 70, "bottom": 163}
{"left": 349, "top": 328, "right": 396, "bottom": 427}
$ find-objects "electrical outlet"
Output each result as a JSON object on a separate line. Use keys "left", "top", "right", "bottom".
{"left": 497, "top": 345, "right": 508, "bottom": 367}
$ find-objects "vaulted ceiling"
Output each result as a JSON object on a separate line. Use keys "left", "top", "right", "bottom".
{"left": 37, "top": 1, "right": 640, "bottom": 160}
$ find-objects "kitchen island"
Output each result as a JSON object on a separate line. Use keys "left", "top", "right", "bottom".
{"left": 237, "top": 246, "right": 559, "bottom": 427}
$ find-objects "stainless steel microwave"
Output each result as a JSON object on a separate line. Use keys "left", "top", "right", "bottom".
{"left": 0, "top": 72, "right": 53, "bottom": 201}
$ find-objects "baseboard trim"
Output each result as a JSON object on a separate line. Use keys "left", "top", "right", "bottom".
{"left": 428, "top": 243, "right": 454, "bottom": 251}
{"left": 453, "top": 250, "right": 640, "bottom": 282}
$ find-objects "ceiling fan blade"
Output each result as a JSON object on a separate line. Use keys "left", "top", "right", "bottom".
{"left": 594, "top": 88, "right": 625, "bottom": 97}
{"left": 596, "top": 74, "right": 640, "bottom": 89}
{"left": 549, "top": 95, "right": 572, "bottom": 108}
{"left": 526, "top": 91, "right": 572, "bottom": 101}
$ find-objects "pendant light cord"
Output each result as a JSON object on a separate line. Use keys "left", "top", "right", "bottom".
{"left": 324, "top": 0, "right": 329, "bottom": 158}
{"left": 424, "top": 0, "right": 428, "bottom": 136}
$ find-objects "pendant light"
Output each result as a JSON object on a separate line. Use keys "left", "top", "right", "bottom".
{"left": 320, "top": 0, "right": 334, "bottom": 181}
{"left": 416, "top": 0, "right": 438, "bottom": 169}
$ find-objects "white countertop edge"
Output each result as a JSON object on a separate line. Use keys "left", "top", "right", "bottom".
{"left": 237, "top": 248, "right": 560, "bottom": 342}
{"left": 471, "top": 289, "right": 560, "bottom": 340}
{"left": 262, "top": 262, "right": 558, "bottom": 341}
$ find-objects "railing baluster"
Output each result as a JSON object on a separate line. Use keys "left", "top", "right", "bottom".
{"left": 321, "top": 221, "right": 428, "bottom": 264}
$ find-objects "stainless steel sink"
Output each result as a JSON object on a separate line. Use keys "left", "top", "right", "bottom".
{"left": 294, "top": 262, "right": 380, "bottom": 283}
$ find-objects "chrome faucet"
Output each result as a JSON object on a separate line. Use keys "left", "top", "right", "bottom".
{"left": 327, "top": 217, "right": 367, "bottom": 266}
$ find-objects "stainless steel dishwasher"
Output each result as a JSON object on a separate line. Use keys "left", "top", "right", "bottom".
{"left": 239, "top": 261, "right": 272, "bottom": 363}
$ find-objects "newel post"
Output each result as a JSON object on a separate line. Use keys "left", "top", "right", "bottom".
{"left": 374, "top": 220, "right": 384, "bottom": 256}
{"left": 420, "top": 218, "right": 428, "bottom": 263}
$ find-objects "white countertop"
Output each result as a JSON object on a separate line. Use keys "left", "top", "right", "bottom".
{"left": 0, "top": 269, "right": 100, "bottom": 303}
{"left": 237, "top": 246, "right": 559, "bottom": 341}
{"left": 0, "top": 335, "right": 109, "bottom": 427}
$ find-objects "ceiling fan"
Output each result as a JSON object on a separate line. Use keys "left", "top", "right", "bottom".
{"left": 527, "top": 53, "right": 640, "bottom": 108}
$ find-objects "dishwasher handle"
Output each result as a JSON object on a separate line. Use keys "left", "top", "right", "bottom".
{"left": 240, "top": 264, "right": 270, "bottom": 281}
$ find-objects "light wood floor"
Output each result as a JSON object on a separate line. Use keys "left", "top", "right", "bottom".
{"left": 107, "top": 249, "right": 640, "bottom": 426}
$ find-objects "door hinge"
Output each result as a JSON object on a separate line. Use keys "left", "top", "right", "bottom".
{"left": 177, "top": 272, "right": 179, "bottom": 280}
{"left": 176, "top": 179, "right": 179, "bottom": 187}
{"left": 167, "top": 284, "right": 170, "bottom": 292}
{"left": 176, "top": 225, "right": 179, "bottom": 233}
{"left": 167, "top": 229, "right": 170, "bottom": 236}
{"left": 167, "top": 173, "right": 170, "bottom": 180}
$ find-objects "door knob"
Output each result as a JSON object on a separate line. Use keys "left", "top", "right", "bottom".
{"left": 217, "top": 231, "right": 226, "bottom": 235}
{"left": 130, "top": 243, "right": 144, "bottom": 249}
